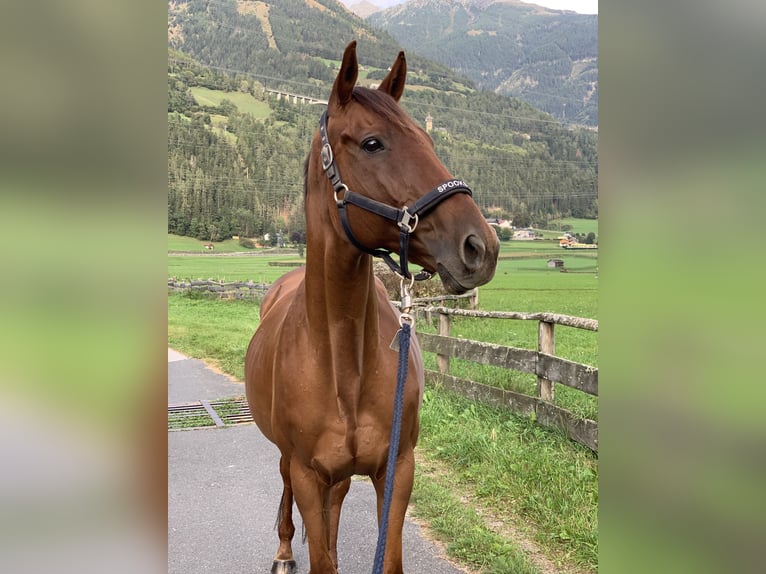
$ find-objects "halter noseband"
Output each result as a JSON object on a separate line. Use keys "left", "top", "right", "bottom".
{"left": 319, "top": 110, "right": 472, "bottom": 280}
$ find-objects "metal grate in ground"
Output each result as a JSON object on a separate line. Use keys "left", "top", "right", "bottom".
{"left": 209, "top": 397, "right": 253, "bottom": 425}
{"left": 168, "top": 397, "right": 252, "bottom": 431}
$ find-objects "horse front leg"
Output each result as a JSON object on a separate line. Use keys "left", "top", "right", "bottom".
{"left": 271, "top": 455, "right": 297, "bottom": 574}
{"left": 327, "top": 478, "right": 351, "bottom": 571}
{"left": 290, "top": 456, "right": 337, "bottom": 574}
{"left": 371, "top": 449, "right": 415, "bottom": 574}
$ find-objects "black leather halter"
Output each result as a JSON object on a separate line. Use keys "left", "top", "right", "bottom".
{"left": 319, "top": 110, "right": 472, "bottom": 280}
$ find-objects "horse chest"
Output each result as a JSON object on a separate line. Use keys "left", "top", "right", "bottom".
{"left": 300, "top": 410, "right": 407, "bottom": 480}
{"left": 277, "top": 354, "right": 416, "bottom": 476}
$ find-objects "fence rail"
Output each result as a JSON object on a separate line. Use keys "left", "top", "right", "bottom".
{"left": 416, "top": 306, "right": 598, "bottom": 451}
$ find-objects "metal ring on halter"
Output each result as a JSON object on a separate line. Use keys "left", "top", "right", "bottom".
{"left": 333, "top": 184, "right": 349, "bottom": 206}
{"left": 398, "top": 312, "right": 414, "bottom": 328}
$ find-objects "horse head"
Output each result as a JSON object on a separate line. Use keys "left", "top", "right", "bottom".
{"left": 308, "top": 40, "right": 499, "bottom": 294}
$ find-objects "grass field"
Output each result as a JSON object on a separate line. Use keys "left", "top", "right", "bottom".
{"left": 169, "top": 236, "right": 598, "bottom": 316}
{"left": 168, "top": 233, "right": 267, "bottom": 253}
{"left": 167, "top": 254, "right": 305, "bottom": 284}
{"left": 189, "top": 86, "right": 272, "bottom": 119}
{"left": 167, "top": 231, "right": 598, "bottom": 572}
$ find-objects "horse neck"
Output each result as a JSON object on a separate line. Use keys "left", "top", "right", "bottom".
{"left": 303, "top": 232, "right": 380, "bottom": 346}
{"left": 305, "top": 172, "right": 378, "bottom": 356}
{"left": 301, "top": 144, "right": 387, "bottom": 410}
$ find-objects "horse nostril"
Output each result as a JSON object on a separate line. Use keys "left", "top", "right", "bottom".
{"left": 461, "top": 234, "right": 486, "bottom": 271}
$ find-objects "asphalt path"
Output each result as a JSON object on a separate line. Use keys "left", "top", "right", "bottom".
{"left": 168, "top": 348, "right": 467, "bottom": 574}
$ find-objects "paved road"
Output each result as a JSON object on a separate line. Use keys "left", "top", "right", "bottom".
{"left": 168, "top": 349, "right": 467, "bottom": 574}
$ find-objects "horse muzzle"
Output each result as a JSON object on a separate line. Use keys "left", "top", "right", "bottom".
{"left": 433, "top": 228, "right": 499, "bottom": 295}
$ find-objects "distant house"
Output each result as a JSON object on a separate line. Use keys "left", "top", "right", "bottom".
{"left": 486, "top": 217, "right": 513, "bottom": 229}
{"left": 547, "top": 258, "right": 564, "bottom": 268}
{"left": 513, "top": 229, "right": 536, "bottom": 240}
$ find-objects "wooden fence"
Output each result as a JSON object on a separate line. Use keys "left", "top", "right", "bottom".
{"left": 415, "top": 306, "right": 598, "bottom": 451}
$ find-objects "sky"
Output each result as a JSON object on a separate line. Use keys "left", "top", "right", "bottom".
{"left": 339, "top": 0, "right": 598, "bottom": 15}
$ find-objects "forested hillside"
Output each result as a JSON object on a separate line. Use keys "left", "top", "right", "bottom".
{"left": 168, "top": 0, "right": 460, "bottom": 96}
{"left": 167, "top": 0, "right": 597, "bottom": 242}
{"left": 368, "top": 0, "right": 598, "bottom": 126}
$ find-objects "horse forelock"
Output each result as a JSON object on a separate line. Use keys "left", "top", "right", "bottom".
{"left": 350, "top": 87, "right": 410, "bottom": 129}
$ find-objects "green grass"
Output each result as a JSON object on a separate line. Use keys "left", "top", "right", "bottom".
{"left": 167, "top": 291, "right": 259, "bottom": 381}
{"left": 417, "top": 387, "right": 598, "bottom": 569}
{"left": 168, "top": 232, "right": 301, "bottom": 253}
{"left": 189, "top": 86, "right": 272, "bottom": 119}
{"left": 168, "top": 233, "right": 259, "bottom": 252}
{"left": 411, "top": 467, "right": 540, "bottom": 574}
{"left": 168, "top": 254, "right": 304, "bottom": 284}
{"left": 484, "top": 242, "right": 598, "bottom": 318}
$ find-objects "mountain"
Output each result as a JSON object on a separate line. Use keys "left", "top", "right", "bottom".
{"left": 168, "top": 0, "right": 466, "bottom": 96}
{"left": 343, "top": 0, "right": 407, "bottom": 18}
{"left": 345, "top": 1, "right": 385, "bottom": 18}
{"left": 368, "top": 0, "right": 598, "bottom": 126}
{"left": 167, "top": 0, "right": 597, "bottom": 242}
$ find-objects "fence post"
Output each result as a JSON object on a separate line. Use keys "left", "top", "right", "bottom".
{"left": 469, "top": 288, "right": 478, "bottom": 310}
{"left": 437, "top": 311, "right": 451, "bottom": 375}
{"left": 537, "top": 320, "right": 555, "bottom": 401}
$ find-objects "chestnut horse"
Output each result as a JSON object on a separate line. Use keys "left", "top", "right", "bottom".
{"left": 245, "top": 41, "right": 499, "bottom": 574}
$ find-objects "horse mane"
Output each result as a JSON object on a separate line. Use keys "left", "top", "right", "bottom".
{"left": 304, "top": 87, "right": 412, "bottom": 198}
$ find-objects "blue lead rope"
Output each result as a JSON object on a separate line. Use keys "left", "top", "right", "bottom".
{"left": 371, "top": 321, "right": 411, "bottom": 574}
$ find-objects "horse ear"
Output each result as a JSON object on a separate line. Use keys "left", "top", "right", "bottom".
{"left": 378, "top": 51, "right": 407, "bottom": 102}
{"left": 329, "top": 40, "right": 358, "bottom": 111}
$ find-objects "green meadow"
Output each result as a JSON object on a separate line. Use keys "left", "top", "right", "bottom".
{"left": 168, "top": 254, "right": 303, "bottom": 284}
{"left": 168, "top": 233, "right": 252, "bottom": 252}
{"left": 189, "top": 86, "right": 272, "bottom": 119}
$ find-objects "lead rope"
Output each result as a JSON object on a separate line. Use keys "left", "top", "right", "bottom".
{"left": 371, "top": 280, "right": 414, "bottom": 574}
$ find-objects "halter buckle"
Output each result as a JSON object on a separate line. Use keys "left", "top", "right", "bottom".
{"left": 398, "top": 208, "right": 418, "bottom": 234}
{"left": 320, "top": 142, "right": 334, "bottom": 172}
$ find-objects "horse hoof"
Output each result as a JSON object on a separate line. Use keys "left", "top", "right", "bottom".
{"left": 270, "top": 559, "right": 297, "bottom": 574}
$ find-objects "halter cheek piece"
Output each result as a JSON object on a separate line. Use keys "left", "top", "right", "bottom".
{"left": 319, "top": 110, "right": 473, "bottom": 281}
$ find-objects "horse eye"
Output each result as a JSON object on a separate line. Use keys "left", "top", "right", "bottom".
{"left": 361, "top": 138, "right": 384, "bottom": 153}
